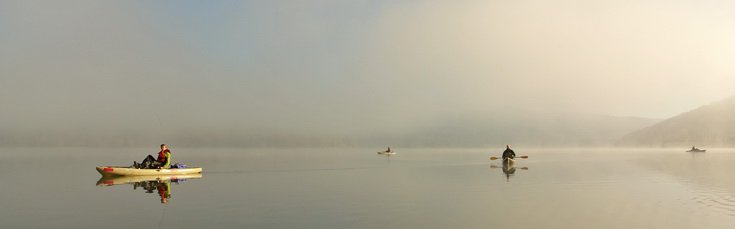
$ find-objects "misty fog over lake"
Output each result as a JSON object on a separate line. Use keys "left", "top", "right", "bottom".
{"left": 3, "top": 1, "right": 735, "bottom": 148}
{"left": 3, "top": 0, "right": 735, "bottom": 228}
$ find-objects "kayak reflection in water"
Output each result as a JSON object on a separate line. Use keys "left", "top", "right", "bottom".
{"left": 502, "top": 162, "right": 517, "bottom": 181}
{"left": 133, "top": 179, "right": 175, "bottom": 204}
{"left": 490, "top": 163, "right": 528, "bottom": 182}
{"left": 157, "top": 181, "right": 171, "bottom": 204}
{"left": 97, "top": 174, "right": 202, "bottom": 204}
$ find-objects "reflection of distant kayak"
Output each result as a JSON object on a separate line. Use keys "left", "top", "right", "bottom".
{"left": 96, "top": 174, "right": 203, "bottom": 186}
{"left": 503, "top": 158, "right": 515, "bottom": 166}
{"left": 377, "top": 151, "right": 396, "bottom": 155}
{"left": 96, "top": 166, "right": 203, "bottom": 177}
{"left": 686, "top": 149, "right": 706, "bottom": 152}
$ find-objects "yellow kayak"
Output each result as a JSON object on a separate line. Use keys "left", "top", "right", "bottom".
{"left": 96, "top": 166, "right": 202, "bottom": 177}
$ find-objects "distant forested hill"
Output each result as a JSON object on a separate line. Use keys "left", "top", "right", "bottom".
{"left": 0, "top": 113, "right": 658, "bottom": 148}
{"left": 618, "top": 95, "right": 735, "bottom": 147}
{"left": 371, "top": 113, "right": 658, "bottom": 147}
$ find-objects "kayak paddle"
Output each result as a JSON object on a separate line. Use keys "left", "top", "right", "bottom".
{"left": 489, "top": 156, "right": 528, "bottom": 160}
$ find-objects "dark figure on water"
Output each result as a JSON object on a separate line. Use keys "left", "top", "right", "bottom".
{"left": 502, "top": 145, "right": 516, "bottom": 160}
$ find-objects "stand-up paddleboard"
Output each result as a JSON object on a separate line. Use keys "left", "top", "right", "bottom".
{"left": 96, "top": 166, "right": 202, "bottom": 177}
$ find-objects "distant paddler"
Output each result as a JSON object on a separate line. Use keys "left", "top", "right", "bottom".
{"left": 686, "top": 146, "right": 706, "bottom": 152}
{"left": 489, "top": 145, "right": 528, "bottom": 161}
{"left": 502, "top": 145, "right": 515, "bottom": 161}
{"left": 490, "top": 145, "right": 526, "bottom": 180}
{"left": 377, "top": 146, "right": 396, "bottom": 155}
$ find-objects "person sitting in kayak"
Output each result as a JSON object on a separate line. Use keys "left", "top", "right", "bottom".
{"left": 157, "top": 144, "right": 172, "bottom": 168}
{"left": 386, "top": 147, "right": 392, "bottom": 153}
{"left": 502, "top": 145, "right": 515, "bottom": 160}
{"left": 134, "top": 144, "right": 172, "bottom": 169}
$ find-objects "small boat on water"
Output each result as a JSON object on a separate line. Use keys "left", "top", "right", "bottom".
{"left": 686, "top": 149, "right": 706, "bottom": 152}
{"left": 377, "top": 151, "right": 396, "bottom": 155}
{"left": 96, "top": 166, "right": 203, "bottom": 177}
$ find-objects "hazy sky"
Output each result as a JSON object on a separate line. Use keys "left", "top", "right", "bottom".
{"left": 2, "top": 0, "right": 735, "bottom": 137}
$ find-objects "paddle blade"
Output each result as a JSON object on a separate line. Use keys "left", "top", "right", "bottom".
{"left": 489, "top": 156, "right": 499, "bottom": 160}
{"left": 519, "top": 156, "right": 529, "bottom": 159}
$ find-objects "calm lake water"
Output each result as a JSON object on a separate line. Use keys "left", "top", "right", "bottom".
{"left": 2, "top": 147, "right": 735, "bottom": 228}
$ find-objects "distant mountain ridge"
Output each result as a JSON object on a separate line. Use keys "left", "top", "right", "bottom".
{"left": 365, "top": 113, "right": 659, "bottom": 147}
{"left": 618, "top": 95, "right": 735, "bottom": 147}
{"left": 0, "top": 113, "right": 658, "bottom": 148}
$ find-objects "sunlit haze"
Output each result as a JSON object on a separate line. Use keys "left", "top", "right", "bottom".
{"left": 2, "top": 0, "right": 735, "bottom": 147}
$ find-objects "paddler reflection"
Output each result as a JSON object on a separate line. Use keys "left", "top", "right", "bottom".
{"left": 131, "top": 179, "right": 172, "bottom": 203}
{"left": 490, "top": 160, "right": 528, "bottom": 182}
{"left": 96, "top": 174, "right": 202, "bottom": 204}
{"left": 157, "top": 181, "right": 171, "bottom": 204}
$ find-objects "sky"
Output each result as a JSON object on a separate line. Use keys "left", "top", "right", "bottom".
{"left": 2, "top": 0, "right": 735, "bottom": 144}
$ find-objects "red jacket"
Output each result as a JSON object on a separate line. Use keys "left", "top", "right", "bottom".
{"left": 157, "top": 149, "right": 170, "bottom": 163}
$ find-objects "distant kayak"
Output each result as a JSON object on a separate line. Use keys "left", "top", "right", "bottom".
{"left": 377, "top": 151, "right": 396, "bottom": 155}
{"left": 96, "top": 166, "right": 202, "bottom": 177}
{"left": 96, "top": 174, "right": 202, "bottom": 186}
{"left": 686, "top": 149, "right": 706, "bottom": 152}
